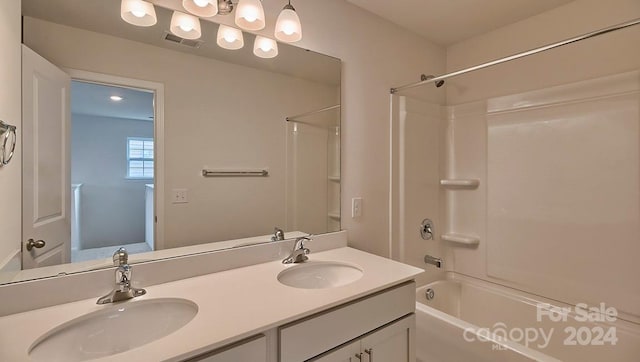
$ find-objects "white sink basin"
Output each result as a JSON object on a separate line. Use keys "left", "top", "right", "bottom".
{"left": 278, "top": 261, "right": 364, "bottom": 289}
{"left": 28, "top": 298, "right": 198, "bottom": 362}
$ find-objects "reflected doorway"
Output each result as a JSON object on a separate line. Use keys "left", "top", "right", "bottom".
{"left": 70, "top": 81, "right": 155, "bottom": 262}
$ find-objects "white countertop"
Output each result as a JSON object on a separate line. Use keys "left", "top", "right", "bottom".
{"left": 0, "top": 247, "right": 423, "bottom": 361}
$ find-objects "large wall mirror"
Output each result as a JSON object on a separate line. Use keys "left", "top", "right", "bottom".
{"left": 2, "top": 0, "right": 340, "bottom": 284}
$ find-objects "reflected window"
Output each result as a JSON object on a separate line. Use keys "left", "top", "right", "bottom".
{"left": 127, "top": 137, "right": 154, "bottom": 178}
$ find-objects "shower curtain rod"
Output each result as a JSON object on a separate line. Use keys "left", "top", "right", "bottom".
{"left": 286, "top": 105, "right": 341, "bottom": 122}
{"left": 390, "top": 17, "right": 640, "bottom": 94}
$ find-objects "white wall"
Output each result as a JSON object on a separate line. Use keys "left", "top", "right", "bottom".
{"left": 0, "top": 0, "right": 21, "bottom": 273}
{"left": 443, "top": 0, "right": 640, "bottom": 320}
{"left": 71, "top": 114, "right": 153, "bottom": 249}
{"left": 23, "top": 17, "right": 339, "bottom": 249}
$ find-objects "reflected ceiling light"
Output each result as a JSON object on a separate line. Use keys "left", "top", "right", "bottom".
{"left": 182, "top": 0, "right": 218, "bottom": 18}
{"left": 110, "top": 96, "right": 124, "bottom": 101}
{"left": 120, "top": 0, "right": 157, "bottom": 27}
{"left": 217, "top": 25, "right": 244, "bottom": 50}
{"left": 253, "top": 36, "right": 278, "bottom": 58}
{"left": 170, "top": 11, "right": 202, "bottom": 40}
{"left": 235, "top": 0, "right": 266, "bottom": 31}
{"left": 275, "top": 1, "right": 302, "bottom": 42}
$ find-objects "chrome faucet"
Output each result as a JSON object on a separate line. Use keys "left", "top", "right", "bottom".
{"left": 282, "top": 236, "right": 311, "bottom": 264}
{"left": 97, "top": 248, "right": 146, "bottom": 304}
{"left": 424, "top": 255, "right": 443, "bottom": 268}
{"left": 271, "top": 227, "right": 285, "bottom": 241}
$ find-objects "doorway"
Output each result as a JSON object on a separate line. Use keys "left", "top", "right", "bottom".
{"left": 21, "top": 48, "right": 165, "bottom": 270}
{"left": 70, "top": 80, "right": 155, "bottom": 262}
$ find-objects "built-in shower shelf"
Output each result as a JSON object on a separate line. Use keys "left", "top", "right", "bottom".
{"left": 328, "top": 212, "right": 341, "bottom": 220}
{"left": 328, "top": 176, "right": 341, "bottom": 182}
{"left": 440, "top": 179, "right": 480, "bottom": 189}
{"left": 441, "top": 233, "right": 480, "bottom": 245}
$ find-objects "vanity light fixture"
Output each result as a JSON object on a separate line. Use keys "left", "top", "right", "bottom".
{"left": 217, "top": 0, "right": 234, "bottom": 15}
{"left": 217, "top": 24, "right": 244, "bottom": 50}
{"left": 182, "top": 0, "right": 218, "bottom": 18}
{"left": 275, "top": 0, "right": 302, "bottom": 42}
{"left": 235, "top": 0, "right": 266, "bottom": 31}
{"left": 170, "top": 11, "right": 202, "bottom": 40}
{"left": 120, "top": 0, "right": 157, "bottom": 27}
{"left": 253, "top": 36, "right": 278, "bottom": 58}
{"left": 110, "top": 96, "right": 124, "bottom": 101}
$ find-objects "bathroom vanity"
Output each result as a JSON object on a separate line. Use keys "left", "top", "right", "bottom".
{"left": 0, "top": 242, "right": 422, "bottom": 361}
{"left": 189, "top": 281, "right": 415, "bottom": 362}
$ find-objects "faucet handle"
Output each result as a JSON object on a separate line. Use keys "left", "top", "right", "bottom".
{"left": 295, "top": 235, "right": 313, "bottom": 248}
{"left": 113, "top": 247, "right": 128, "bottom": 266}
{"left": 272, "top": 227, "right": 285, "bottom": 241}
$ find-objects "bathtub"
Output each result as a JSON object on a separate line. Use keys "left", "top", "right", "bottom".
{"left": 415, "top": 275, "right": 640, "bottom": 361}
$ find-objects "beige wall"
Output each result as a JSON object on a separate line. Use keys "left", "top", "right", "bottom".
{"left": 0, "top": 0, "right": 21, "bottom": 273}
{"left": 23, "top": 17, "right": 339, "bottom": 249}
{"left": 442, "top": 0, "right": 640, "bottom": 320}
{"left": 446, "top": 0, "right": 640, "bottom": 104}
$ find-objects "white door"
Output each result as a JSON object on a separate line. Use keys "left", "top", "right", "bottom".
{"left": 21, "top": 45, "right": 71, "bottom": 269}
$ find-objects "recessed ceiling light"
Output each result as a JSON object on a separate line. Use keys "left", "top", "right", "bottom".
{"left": 110, "top": 96, "right": 124, "bottom": 101}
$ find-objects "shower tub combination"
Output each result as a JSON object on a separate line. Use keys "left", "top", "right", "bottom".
{"left": 414, "top": 274, "right": 640, "bottom": 362}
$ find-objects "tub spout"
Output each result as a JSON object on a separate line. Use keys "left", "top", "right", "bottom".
{"left": 424, "top": 255, "right": 443, "bottom": 268}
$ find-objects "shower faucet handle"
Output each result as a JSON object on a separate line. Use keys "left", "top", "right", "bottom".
{"left": 420, "top": 218, "right": 434, "bottom": 240}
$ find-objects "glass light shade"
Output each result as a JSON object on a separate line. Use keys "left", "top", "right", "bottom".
{"left": 182, "top": 0, "right": 218, "bottom": 17}
{"left": 170, "top": 11, "right": 202, "bottom": 40}
{"left": 275, "top": 6, "right": 302, "bottom": 42}
{"left": 217, "top": 25, "right": 244, "bottom": 50}
{"left": 253, "top": 36, "right": 278, "bottom": 58}
{"left": 235, "top": 0, "right": 266, "bottom": 31}
{"left": 121, "top": 0, "right": 157, "bottom": 27}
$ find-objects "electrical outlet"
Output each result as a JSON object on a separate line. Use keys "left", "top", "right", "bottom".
{"left": 352, "top": 197, "right": 362, "bottom": 218}
{"left": 172, "top": 189, "right": 188, "bottom": 204}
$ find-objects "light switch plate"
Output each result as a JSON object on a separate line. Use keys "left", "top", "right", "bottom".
{"left": 352, "top": 197, "right": 362, "bottom": 218}
{"left": 172, "top": 189, "right": 188, "bottom": 204}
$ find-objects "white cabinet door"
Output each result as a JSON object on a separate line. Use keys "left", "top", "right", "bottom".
{"left": 186, "top": 335, "right": 267, "bottom": 362}
{"left": 311, "top": 340, "right": 360, "bottom": 362}
{"left": 360, "top": 315, "right": 415, "bottom": 362}
{"left": 308, "top": 315, "right": 415, "bottom": 362}
{"left": 280, "top": 283, "right": 415, "bottom": 362}
{"left": 21, "top": 45, "right": 71, "bottom": 269}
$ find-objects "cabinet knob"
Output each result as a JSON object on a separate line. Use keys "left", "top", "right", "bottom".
{"left": 26, "top": 239, "right": 46, "bottom": 251}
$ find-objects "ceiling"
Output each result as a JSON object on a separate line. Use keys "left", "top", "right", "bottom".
{"left": 71, "top": 81, "right": 154, "bottom": 121}
{"left": 346, "top": 0, "right": 575, "bottom": 45}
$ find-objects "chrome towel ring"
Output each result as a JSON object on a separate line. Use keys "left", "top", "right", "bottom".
{"left": 0, "top": 120, "right": 17, "bottom": 166}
